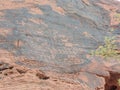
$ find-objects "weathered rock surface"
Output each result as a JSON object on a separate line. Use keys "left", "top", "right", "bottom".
{"left": 0, "top": 0, "right": 120, "bottom": 90}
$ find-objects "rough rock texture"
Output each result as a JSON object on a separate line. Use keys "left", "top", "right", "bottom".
{"left": 0, "top": 0, "right": 120, "bottom": 90}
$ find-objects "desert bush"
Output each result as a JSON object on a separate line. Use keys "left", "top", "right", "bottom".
{"left": 118, "top": 79, "right": 120, "bottom": 86}
{"left": 113, "top": 13, "right": 120, "bottom": 22}
{"left": 91, "top": 36, "right": 117, "bottom": 57}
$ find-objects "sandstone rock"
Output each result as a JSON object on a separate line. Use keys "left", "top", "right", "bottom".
{"left": 36, "top": 72, "right": 49, "bottom": 80}
{"left": 0, "top": 0, "right": 120, "bottom": 90}
{"left": 0, "top": 62, "right": 13, "bottom": 71}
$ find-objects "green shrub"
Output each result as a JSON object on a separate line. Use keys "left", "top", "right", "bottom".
{"left": 113, "top": 13, "right": 120, "bottom": 22}
{"left": 118, "top": 79, "right": 120, "bottom": 86}
{"left": 91, "top": 36, "right": 117, "bottom": 57}
{"left": 114, "top": 13, "right": 120, "bottom": 19}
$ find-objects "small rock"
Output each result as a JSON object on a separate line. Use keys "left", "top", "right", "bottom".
{"left": 15, "top": 66, "right": 28, "bottom": 74}
{"left": 0, "top": 62, "right": 13, "bottom": 71}
{"left": 36, "top": 71, "right": 49, "bottom": 80}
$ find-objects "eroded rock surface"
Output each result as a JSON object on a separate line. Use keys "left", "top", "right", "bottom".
{"left": 0, "top": 0, "right": 120, "bottom": 90}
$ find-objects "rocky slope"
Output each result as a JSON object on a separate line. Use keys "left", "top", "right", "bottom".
{"left": 0, "top": 0, "right": 120, "bottom": 90}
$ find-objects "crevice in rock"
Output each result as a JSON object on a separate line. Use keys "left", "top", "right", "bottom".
{"left": 105, "top": 72, "right": 120, "bottom": 90}
{"left": 89, "top": 71, "right": 120, "bottom": 90}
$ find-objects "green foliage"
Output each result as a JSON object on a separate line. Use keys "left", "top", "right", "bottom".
{"left": 91, "top": 36, "right": 117, "bottom": 57}
{"left": 118, "top": 79, "right": 120, "bottom": 86}
{"left": 114, "top": 13, "right": 120, "bottom": 19}
{"left": 114, "top": 13, "right": 120, "bottom": 22}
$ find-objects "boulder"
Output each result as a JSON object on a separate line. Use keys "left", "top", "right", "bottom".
{"left": 0, "top": 0, "right": 120, "bottom": 90}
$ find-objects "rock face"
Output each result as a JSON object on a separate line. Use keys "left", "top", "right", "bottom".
{"left": 0, "top": 0, "right": 120, "bottom": 90}
{"left": 0, "top": 0, "right": 110, "bottom": 64}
